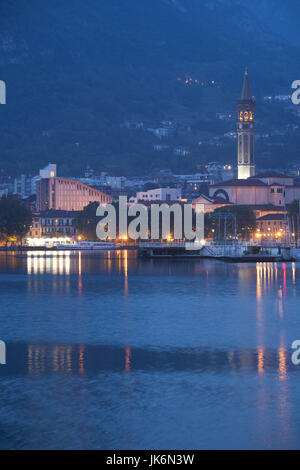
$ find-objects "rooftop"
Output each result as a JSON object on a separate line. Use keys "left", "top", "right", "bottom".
{"left": 249, "top": 204, "right": 285, "bottom": 212}
{"left": 211, "top": 178, "right": 267, "bottom": 187}
{"left": 257, "top": 214, "right": 285, "bottom": 221}
{"left": 39, "top": 210, "right": 81, "bottom": 218}
{"left": 253, "top": 171, "right": 293, "bottom": 179}
{"left": 239, "top": 68, "right": 254, "bottom": 102}
{"left": 192, "top": 194, "right": 233, "bottom": 204}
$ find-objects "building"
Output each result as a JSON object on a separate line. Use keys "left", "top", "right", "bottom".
{"left": 13, "top": 164, "right": 57, "bottom": 200}
{"left": 248, "top": 204, "right": 285, "bottom": 219}
{"left": 39, "top": 163, "right": 56, "bottom": 179}
{"left": 36, "top": 177, "right": 113, "bottom": 211}
{"left": 256, "top": 214, "right": 285, "bottom": 240}
{"left": 0, "top": 177, "right": 14, "bottom": 196}
{"left": 26, "top": 209, "right": 82, "bottom": 240}
{"left": 203, "top": 67, "right": 300, "bottom": 219}
{"left": 192, "top": 194, "right": 233, "bottom": 214}
{"left": 237, "top": 69, "right": 256, "bottom": 180}
{"left": 147, "top": 127, "right": 170, "bottom": 138}
{"left": 129, "top": 188, "right": 181, "bottom": 205}
{"left": 209, "top": 172, "right": 300, "bottom": 208}
{"left": 78, "top": 173, "right": 126, "bottom": 190}
{"left": 185, "top": 173, "right": 211, "bottom": 192}
{"left": 206, "top": 68, "right": 300, "bottom": 213}
{"left": 0, "top": 188, "right": 9, "bottom": 198}
{"left": 26, "top": 215, "right": 42, "bottom": 238}
{"left": 40, "top": 210, "right": 79, "bottom": 237}
{"left": 13, "top": 174, "right": 39, "bottom": 199}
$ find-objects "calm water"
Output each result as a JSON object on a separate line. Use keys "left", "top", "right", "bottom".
{"left": 0, "top": 250, "right": 299, "bottom": 449}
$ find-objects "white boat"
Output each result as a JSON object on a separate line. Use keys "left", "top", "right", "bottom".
{"left": 57, "top": 241, "right": 118, "bottom": 251}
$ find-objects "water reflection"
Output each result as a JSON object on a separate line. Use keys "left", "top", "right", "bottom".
{"left": 78, "top": 251, "right": 82, "bottom": 295}
{"left": 25, "top": 251, "right": 133, "bottom": 297}
{"left": 25, "top": 250, "right": 133, "bottom": 278}
{"left": 277, "top": 331, "right": 291, "bottom": 444}
{"left": 0, "top": 342, "right": 297, "bottom": 378}
{"left": 79, "top": 344, "right": 85, "bottom": 375}
{"left": 27, "top": 251, "right": 72, "bottom": 276}
{"left": 255, "top": 262, "right": 293, "bottom": 444}
{"left": 255, "top": 262, "right": 292, "bottom": 370}
{"left": 0, "top": 254, "right": 299, "bottom": 449}
{"left": 124, "top": 250, "right": 128, "bottom": 297}
{"left": 256, "top": 261, "right": 296, "bottom": 316}
{"left": 125, "top": 346, "right": 131, "bottom": 373}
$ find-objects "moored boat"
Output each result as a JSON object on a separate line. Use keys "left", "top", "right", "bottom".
{"left": 57, "top": 241, "right": 118, "bottom": 250}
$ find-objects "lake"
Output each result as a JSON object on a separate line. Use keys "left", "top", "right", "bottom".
{"left": 0, "top": 250, "right": 299, "bottom": 449}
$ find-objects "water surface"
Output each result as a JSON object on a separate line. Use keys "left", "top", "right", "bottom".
{"left": 0, "top": 250, "right": 299, "bottom": 449}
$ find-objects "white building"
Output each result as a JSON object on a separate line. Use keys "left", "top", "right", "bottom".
{"left": 129, "top": 188, "right": 182, "bottom": 205}
{"left": 274, "top": 95, "right": 290, "bottom": 102}
{"left": 78, "top": 174, "right": 126, "bottom": 189}
{"left": 147, "top": 128, "right": 170, "bottom": 138}
{"left": 40, "top": 163, "right": 57, "bottom": 179}
{"left": 0, "top": 188, "right": 8, "bottom": 198}
{"left": 14, "top": 174, "right": 40, "bottom": 199}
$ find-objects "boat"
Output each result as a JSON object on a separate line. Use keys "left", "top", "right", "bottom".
{"left": 57, "top": 241, "right": 118, "bottom": 251}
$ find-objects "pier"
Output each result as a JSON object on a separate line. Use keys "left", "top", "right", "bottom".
{"left": 138, "top": 241, "right": 299, "bottom": 262}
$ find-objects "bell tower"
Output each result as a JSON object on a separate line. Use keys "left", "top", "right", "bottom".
{"left": 237, "top": 68, "right": 256, "bottom": 179}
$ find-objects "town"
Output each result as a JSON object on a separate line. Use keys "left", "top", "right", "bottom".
{"left": 1, "top": 0, "right": 300, "bottom": 453}
{"left": 1, "top": 71, "right": 300, "bottom": 253}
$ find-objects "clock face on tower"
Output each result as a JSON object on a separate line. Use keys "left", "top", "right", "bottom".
{"left": 239, "top": 111, "right": 254, "bottom": 122}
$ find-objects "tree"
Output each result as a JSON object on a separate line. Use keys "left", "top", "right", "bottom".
{"left": 72, "top": 201, "right": 100, "bottom": 241}
{"left": 0, "top": 196, "right": 32, "bottom": 243}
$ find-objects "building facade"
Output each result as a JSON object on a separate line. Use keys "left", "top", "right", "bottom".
{"left": 192, "top": 194, "right": 233, "bottom": 214}
{"left": 129, "top": 188, "right": 181, "bottom": 205}
{"left": 27, "top": 215, "right": 42, "bottom": 238}
{"left": 39, "top": 163, "right": 57, "bottom": 179}
{"left": 210, "top": 172, "right": 300, "bottom": 208}
{"left": 36, "top": 177, "right": 113, "bottom": 211}
{"left": 40, "top": 210, "right": 79, "bottom": 237}
{"left": 14, "top": 175, "right": 39, "bottom": 199}
{"left": 26, "top": 210, "right": 80, "bottom": 238}
{"left": 256, "top": 214, "right": 285, "bottom": 240}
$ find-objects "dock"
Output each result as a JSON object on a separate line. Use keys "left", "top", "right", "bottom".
{"left": 138, "top": 241, "right": 298, "bottom": 262}
{"left": 138, "top": 241, "right": 201, "bottom": 258}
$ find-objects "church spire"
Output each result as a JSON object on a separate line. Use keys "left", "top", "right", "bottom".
{"left": 237, "top": 68, "right": 256, "bottom": 179}
{"left": 240, "top": 67, "right": 253, "bottom": 102}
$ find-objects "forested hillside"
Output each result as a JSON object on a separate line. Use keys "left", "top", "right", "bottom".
{"left": 0, "top": 0, "right": 299, "bottom": 175}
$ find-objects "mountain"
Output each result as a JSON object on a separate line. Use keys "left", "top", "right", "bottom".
{"left": 247, "top": 0, "right": 300, "bottom": 44}
{"left": 0, "top": 0, "right": 299, "bottom": 176}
